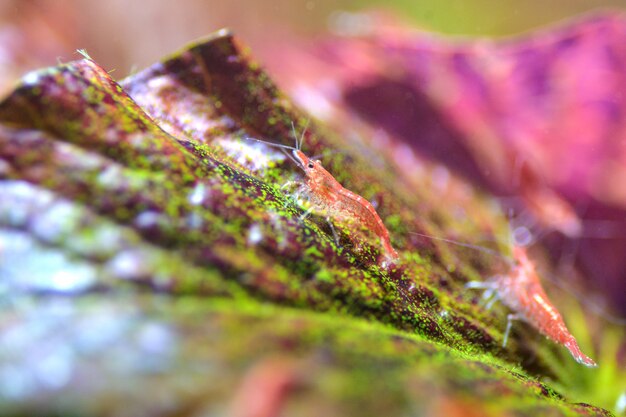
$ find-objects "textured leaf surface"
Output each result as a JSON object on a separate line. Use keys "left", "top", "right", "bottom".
{"left": 0, "top": 30, "right": 611, "bottom": 416}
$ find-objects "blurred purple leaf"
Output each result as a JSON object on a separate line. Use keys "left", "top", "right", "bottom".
{"left": 266, "top": 12, "right": 626, "bottom": 318}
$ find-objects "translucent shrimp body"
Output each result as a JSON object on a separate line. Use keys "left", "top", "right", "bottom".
{"left": 290, "top": 149, "right": 399, "bottom": 262}
{"left": 487, "top": 246, "right": 597, "bottom": 367}
{"left": 417, "top": 231, "right": 597, "bottom": 367}
{"left": 247, "top": 126, "right": 399, "bottom": 264}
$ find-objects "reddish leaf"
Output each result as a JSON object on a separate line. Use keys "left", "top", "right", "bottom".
{"left": 265, "top": 12, "right": 626, "bottom": 318}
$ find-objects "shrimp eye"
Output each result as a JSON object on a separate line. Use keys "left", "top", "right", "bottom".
{"left": 308, "top": 162, "right": 314, "bottom": 168}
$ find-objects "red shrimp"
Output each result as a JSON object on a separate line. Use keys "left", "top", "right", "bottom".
{"left": 476, "top": 245, "right": 597, "bottom": 367}
{"left": 413, "top": 231, "right": 597, "bottom": 367}
{"left": 247, "top": 125, "right": 399, "bottom": 264}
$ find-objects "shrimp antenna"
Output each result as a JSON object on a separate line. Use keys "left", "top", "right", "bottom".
{"left": 300, "top": 119, "right": 310, "bottom": 150}
{"left": 244, "top": 136, "right": 302, "bottom": 167}
{"left": 280, "top": 147, "right": 301, "bottom": 166}
{"left": 409, "top": 231, "right": 504, "bottom": 259}
{"left": 290, "top": 119, "right": 311, "bottom": 151}
{"left": 290, "top": 121, "right": 300, "bottom": 150}
{"left": 245, "top": 136, "right": 297, "bottom": 151}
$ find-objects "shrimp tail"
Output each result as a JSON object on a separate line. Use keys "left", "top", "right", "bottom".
{"left": 564, "top": 338, "right": 597, "bottom": 367}
{"left": 382, "top": 240, "right": 399, "bottom": 261}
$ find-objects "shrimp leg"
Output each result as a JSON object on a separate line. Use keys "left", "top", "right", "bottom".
{"left": 503, "top": 314, "right": 521, "bottom": 348}
{"left": 325, "top": 217, "right": 341, "bottom": 246}
{"left": 466, "top": 280, "right": 499, "bottom": 309}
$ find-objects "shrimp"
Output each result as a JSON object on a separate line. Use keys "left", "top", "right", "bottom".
{"left": 469, "top": 245, "right": 597, "bottom": 367}
{"left": 412, "top": 231, "right": 597, "bottom": 367}
{"left": 247, "top": 124, "right": 399, "bottom": 264}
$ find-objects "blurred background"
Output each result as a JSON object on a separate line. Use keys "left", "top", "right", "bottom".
{"left": 2, "top": 0, "right": 626, "bottom": 94}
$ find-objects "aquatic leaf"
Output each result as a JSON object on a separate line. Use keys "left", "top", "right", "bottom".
{"left": 0, "top": 29, "right": 613, "bottom": 416}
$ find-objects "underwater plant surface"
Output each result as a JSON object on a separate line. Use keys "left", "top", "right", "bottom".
{"left": 0, "top": 11, "right": 625, "bottom": 417}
